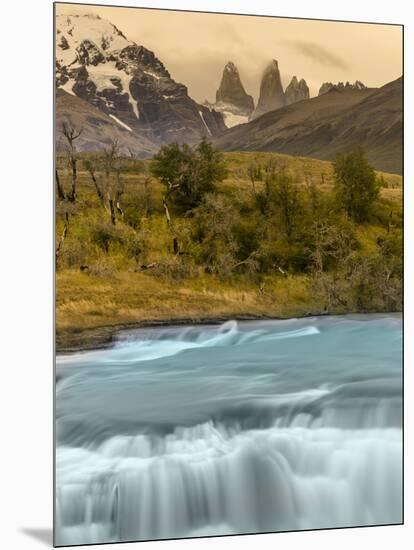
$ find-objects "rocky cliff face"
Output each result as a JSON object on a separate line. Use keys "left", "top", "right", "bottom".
{"left": 250, "top": 59, "right": 285, "bottom": 120}
{"left": 318, "top": 80, "right": 366, "bottom": 95}
{"left": 56, "top": 13, "right": 225, "bottom": 149}
{"left": 216, "top": 61, "right": 254, "bottom": 116}
{"left": 285, "top": 76, "right": 310, "bottom": 105}
{"left": 205, "top": 62, "right": 255, "bottom": 128}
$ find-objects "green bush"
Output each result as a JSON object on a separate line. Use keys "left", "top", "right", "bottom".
{"left": 334, "top": 147, "right": 379, "bottom": 222}
{"left": 150, "top": 138, "right": 227, "bottom": 212}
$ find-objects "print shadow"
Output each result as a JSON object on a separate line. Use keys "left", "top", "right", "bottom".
{"left": 21, "top": 528, "right": 53, "bottom": 547}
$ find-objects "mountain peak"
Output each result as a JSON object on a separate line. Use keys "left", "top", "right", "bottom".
{"left": 319, "top": 80, "right": 367, "bottom": 95}
{"left": 215, "top": 61, "right": 254, "bottom": 119}
{"left": 56, "top": 13, "right": 226, "bottom": 149}
{"left": 250, "top": 59, "right": 285, "bottom": 119}
{"left": 267, "top": 59, "right": 279, "bottom": 70}
{"left": 56, "top": 13, "right": 131, "bottom": 67}
{"left": 224, "top": 61, "right": 238, "bottom": 73}
{"left": 285, "top": 76, "right": 310, "bottom": 105}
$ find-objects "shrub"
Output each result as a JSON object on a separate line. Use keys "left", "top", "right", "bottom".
{"left": 334, "top": 147, "right": 379, "bottom": 222}
{"left": 151, "top": 256, "right": 196, "bottom": 282}
{"left": 190, "top": 193, "right": 241, "bottom": 278}
{"left": 88, "top": 259, "right": 116, "bottom": 278}
{"left": 150, "top": 138, "right": 227, "bottom": 212}
{"left": 90, "top": 222, "right": 125, "bottom": 253}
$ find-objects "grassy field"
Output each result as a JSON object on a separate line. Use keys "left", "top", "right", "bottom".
{"left": 56, "top": 151, "right": 402, "bottom": 350}
{"left": 56, "top": 271, "right": 326, "bottom": 349}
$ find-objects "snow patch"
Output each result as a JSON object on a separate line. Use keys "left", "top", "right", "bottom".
{"left": 56, "top": 14, "right": 144, "bottom": 120}
{"left": 199, "top": 111, "right": 212, "bottom": 136}
{"left": 60, "top": 79, "right": 76, "bottom": 96}
{"left": 86, "top": 63, "right": 118, "bottom": 92}
{"left": 56, "top": 14, "right": 130, "bottom": 64}
{"left": 109, "top": 114, "right": 133, "bottom": 132}
{"left": 61, "top": 61, "right": 140, "bottom": 120}
{"left": 222, "top": 111, "right": 249, "bottom": 128}
{"left": 143, "top": 70, "right": 161, "bottom": 80}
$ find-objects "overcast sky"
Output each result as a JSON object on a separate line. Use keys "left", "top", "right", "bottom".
{"left": 56, "top": 3, "right": 402, "bottom": 102}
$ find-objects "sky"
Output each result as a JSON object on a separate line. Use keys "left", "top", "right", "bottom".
{"left": 56, "top": 3, "right": 403, "bottom": 103}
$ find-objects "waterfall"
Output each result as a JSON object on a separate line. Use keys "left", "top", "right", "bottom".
{"left": 55, "top": 315, "right": 402, "bottom": 546}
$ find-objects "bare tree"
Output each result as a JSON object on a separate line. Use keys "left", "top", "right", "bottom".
{"left": 103, "top": 140, "right": 121, "bottom": 226}
{"left": 85, "top": 140, "right": 126, "bottom": 226}
{"left": 56, "top": 211, "right": 70, "bottom": 266}
{"left": 84, "top": 158, "right": 105, "bottom": 207}
{"left": 55, "top": 168, "right": 66, "bottom": 200}
{"left": 247, "top": 162, "right": 261, "bottom": 198}
{"left": 61, "top": 122, "right": 83, "bottom": 202}
{"left": 163, "top": 197, "right": 179, "bottom": 254}
{"left": 114, "top": 163, "right": 125, "bottom": 220}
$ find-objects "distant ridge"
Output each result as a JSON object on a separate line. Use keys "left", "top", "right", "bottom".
{"left": 214, "top": 77, "right": 402, "bottom": 174}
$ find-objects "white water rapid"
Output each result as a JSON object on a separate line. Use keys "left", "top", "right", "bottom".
{"left": 55, "top": 314, "right": 402, "bottom": 546}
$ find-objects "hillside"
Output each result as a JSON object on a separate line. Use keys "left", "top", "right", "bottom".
{"left": 56, "top": 89, "right": 157, "bottom": 157}
{"left": 214, "top": 78, "right": 402, "bottom": 174}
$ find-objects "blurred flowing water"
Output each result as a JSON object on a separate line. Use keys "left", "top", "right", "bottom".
{"left": 55, "top": 314, "right": 402, "bottom": 546}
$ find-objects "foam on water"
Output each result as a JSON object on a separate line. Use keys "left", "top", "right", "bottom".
{"left": 57, "top": 321, "right": 320, "bottom": 366}
{"left": 55, "top": 314, "right": 402, "bottom": 545}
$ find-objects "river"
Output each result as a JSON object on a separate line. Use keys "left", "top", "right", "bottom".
{"left": 55, "top": 314, "right": 402, "bottom": 546}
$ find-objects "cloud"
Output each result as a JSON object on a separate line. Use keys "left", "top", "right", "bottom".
{"left": 285, "top": 41, "right": 349, "bottom": 70}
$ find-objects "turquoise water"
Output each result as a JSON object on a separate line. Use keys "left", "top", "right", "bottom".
{"left": 55, "top": 314, "right": 402, "bottom": 546}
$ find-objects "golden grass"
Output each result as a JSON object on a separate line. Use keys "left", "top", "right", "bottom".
{"left": 56, "top": 270, "right": 325, "bottom": 348}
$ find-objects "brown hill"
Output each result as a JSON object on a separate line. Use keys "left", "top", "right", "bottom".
{"left": 56, "top": 89, "right": 157, "bottom": 157}
{"left": 214, "top": 77, "right": 402, "bottom": 174}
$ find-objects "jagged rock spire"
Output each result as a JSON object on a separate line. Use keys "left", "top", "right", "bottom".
{"left": 251, "top": 59, "right": 285, "bottom": 120}
{"left": 285, "top": 76, "right": 310, "bottom": 105}
{"left": 318, "top": 80, "right": 367, "bottom": 95}
{"left": 215, "top": 61, "right": 254, "bottom": 116}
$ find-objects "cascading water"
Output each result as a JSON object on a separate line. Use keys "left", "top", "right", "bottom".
{"left": 55, "top": 314, "right": 402, "bottom": 546}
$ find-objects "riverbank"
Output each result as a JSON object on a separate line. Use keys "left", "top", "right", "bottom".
{"left": 57, "top": 312, "right": 336, "bottom": 353}
{"left": 56, "top": 269, "right": 332, "bottom": 351}
{"left": 56, "top": 269, "right": 402, "bottom": 352}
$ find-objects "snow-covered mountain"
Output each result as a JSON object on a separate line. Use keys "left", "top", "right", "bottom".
{"left": 56, "top": 13, "right": 225, "bottom": 152}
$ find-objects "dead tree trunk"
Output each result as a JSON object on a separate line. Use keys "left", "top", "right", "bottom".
{"left": 108, "top": 196, "right": 117, "bottom": 226}
{"left": 61, "top": 123, "right": 82, "bottom": 203}
{"left": 114, "top": 169, "right": 125, "bottom": 221}
{"left": 388, "top": 210, "right": 393, "bottom": 233}
{"left": 56, "top": 211, "right": 69, "bottom": 265}
{"left": 115, "top": 177, "right": 124, "bottom": 220}
{"left": 87, "top": 165, "right": 105, "bottom": 206}
{"left": 56, "top": 169, "right": 66, "bottom": 200}
{"left": 69, "top": 154, "right": 77, "bottom": 202}
{"left": 163, "top": 197, "right": 179, "bottom": 254}
{"left": 115, "top": 201, "right": 124, "bottom": 219}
